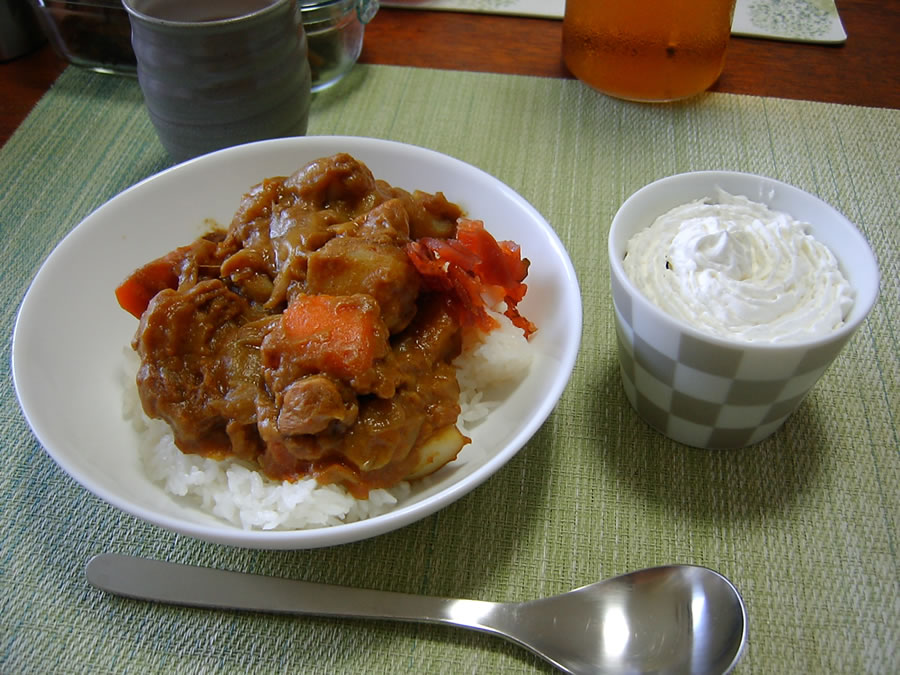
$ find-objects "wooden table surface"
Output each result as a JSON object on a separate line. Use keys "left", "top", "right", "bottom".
{"left": 2, "top": 2, "right": 898, "bottom": 149}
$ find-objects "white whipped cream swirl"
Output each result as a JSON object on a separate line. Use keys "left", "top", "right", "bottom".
{"left": 623, "top": 191, "right": 854, "bottom": 343}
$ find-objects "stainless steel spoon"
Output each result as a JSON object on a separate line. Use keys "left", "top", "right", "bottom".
{"left": 86, "top": 553, "right": 747, "bottom": 674}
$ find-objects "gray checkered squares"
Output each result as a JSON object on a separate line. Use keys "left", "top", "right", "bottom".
{"left": 612, "top": 289, "right": 846, "bottom": 449}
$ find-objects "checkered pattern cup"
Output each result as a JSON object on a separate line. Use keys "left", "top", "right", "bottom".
{"left": 608, "top": 172, "right": 879, "bottom": 448}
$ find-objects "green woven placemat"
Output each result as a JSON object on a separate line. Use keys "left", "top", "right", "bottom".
{"left": 1, "top": 65, "right": 897, "bottom": 674}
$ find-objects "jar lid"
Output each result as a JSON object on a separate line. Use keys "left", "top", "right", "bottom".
{"left": 299, "top": 0, "right": 378, "bottom": 24}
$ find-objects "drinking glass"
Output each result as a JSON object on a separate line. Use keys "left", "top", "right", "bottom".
{"left": 562, "top": 0, "right": 737, "bottom": 102}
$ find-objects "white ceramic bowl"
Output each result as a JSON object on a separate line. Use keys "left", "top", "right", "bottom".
{"left": 608, "top": 171, "right": 879, "bottom": 448}
{"left": 12, "top": 136, "right": 582, "bottom": 549}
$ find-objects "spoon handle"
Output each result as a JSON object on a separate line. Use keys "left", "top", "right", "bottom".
{"left": 86, "top": 553, "right": 502, "bottom": 629}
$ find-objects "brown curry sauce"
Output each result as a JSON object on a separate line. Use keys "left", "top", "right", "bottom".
{"left": 117, "top": 153, "right": 531, "bottom": 498}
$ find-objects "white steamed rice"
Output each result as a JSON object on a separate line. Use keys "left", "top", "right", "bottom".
{"left": 121, "top": 308, "right": 531, "bottom": 530}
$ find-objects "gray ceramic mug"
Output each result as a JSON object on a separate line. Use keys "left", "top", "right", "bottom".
{"left": 123, "top": 0, "right": 312, "bottom": 163}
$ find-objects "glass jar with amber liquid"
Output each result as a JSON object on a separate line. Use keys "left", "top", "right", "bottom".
{"left": 562, "top": 0, "right": 737, "bottom": 102}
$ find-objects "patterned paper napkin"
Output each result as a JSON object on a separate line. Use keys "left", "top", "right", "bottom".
{"left": 381, "top": 0, "right": 848, "bottom": 44}
{"left": 732, "top": 0, "right": 846, "bottom": 43}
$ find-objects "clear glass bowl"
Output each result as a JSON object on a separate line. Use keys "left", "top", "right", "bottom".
{"left": 27, "top": 0, "right": 377, "bottom": 87}
{"left": 301, "top": 0, "right": 378, "bottom": 92}
{"left": 27, "top": 0, "right": 136, "bottom": 74}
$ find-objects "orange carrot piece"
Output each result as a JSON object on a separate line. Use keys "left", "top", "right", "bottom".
{"left": 282, "top": 294, "right": 380, "bottom": 378}
{"left": 115, "top": 258, "right": 179, "bottom": 318}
